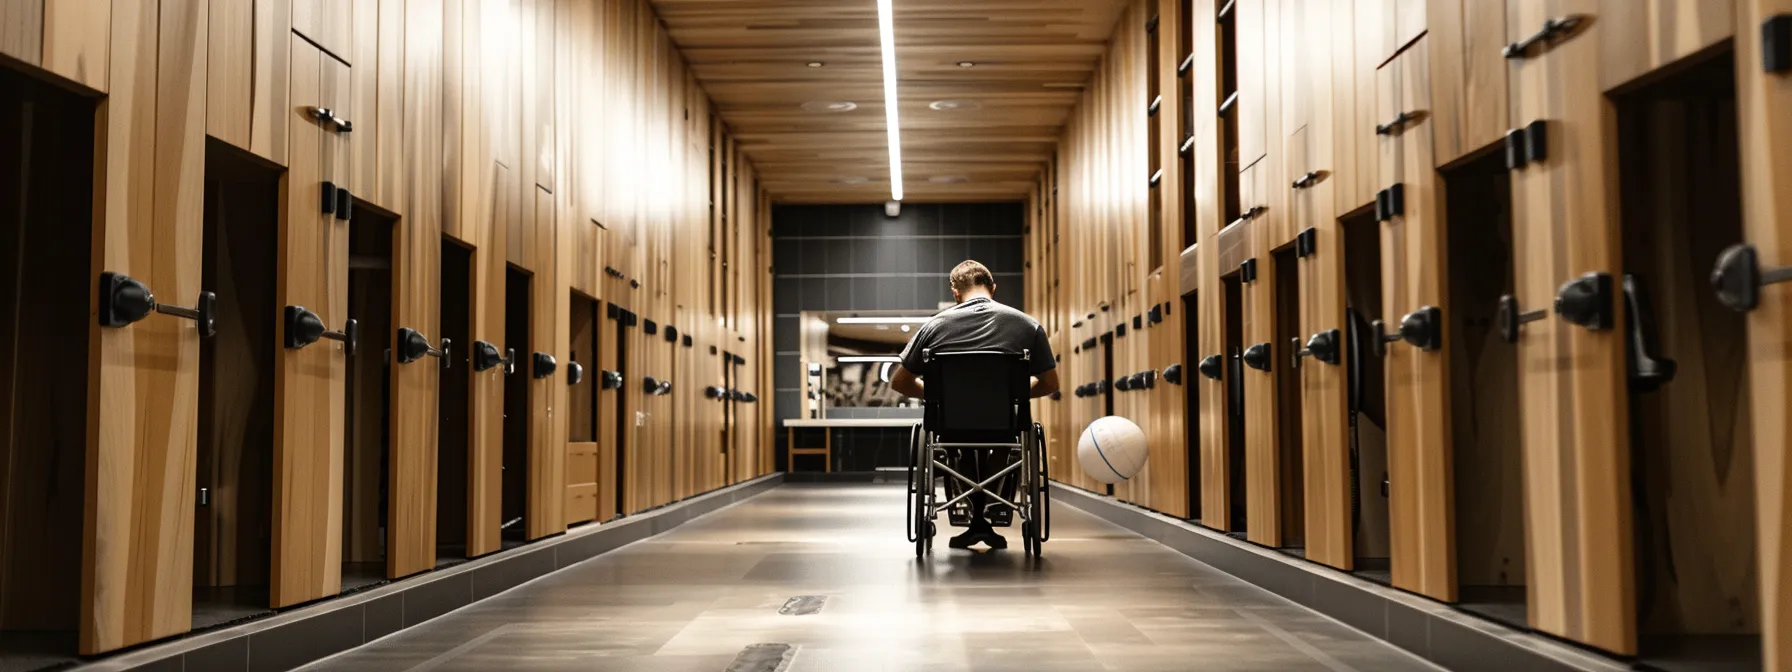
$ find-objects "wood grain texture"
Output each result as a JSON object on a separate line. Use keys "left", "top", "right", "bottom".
{"left": 1426, "top": 0, "right": 1508, "bottom": 167}
{"left": 1333, "top": 0, "right": 1384, "bottom": 214}
{"left": 1599, "top": 0, "right": 1734, "bottom": 92}
{"left": 1243, "top": 163, "right": 1285, "bottom": 547}
{"left": 1377, "top": 36, "right": 1456, "bottom": 602}
{"left": 1736, "top": 2, "right": 1792, "bottom": 669}
{"left": 206, "top": 0, "right": 251, "bottom": 149}
{"left": 248, "top": 0, "right": 290, "bottom": 165}
{"left": 650, "top": 0, "right": 1130, "bottom": 203}
{"left": 81, "top": 0, "right": 208, "bottom": 653}
{"left": 270, "top": 35, "right": 347, "bottom": 610}
{"left": 0, "top": 0, "right": 42, "bottom": 66}
{"left": 1507, "top": 0, "right": 1634, "bottom": 654}
{"left": 40, "top": 0, "right": 105, "bottom": 92}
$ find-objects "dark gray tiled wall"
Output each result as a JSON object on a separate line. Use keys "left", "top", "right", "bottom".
{"left": 773, "top": 203, "right": 1027, "bottom": 470}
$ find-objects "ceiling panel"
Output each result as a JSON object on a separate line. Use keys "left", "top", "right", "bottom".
{"left": 652, "top": 0, "right": 1131, "bottom": 203}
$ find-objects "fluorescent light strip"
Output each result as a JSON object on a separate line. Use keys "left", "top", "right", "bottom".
{"left": 877, "top": 0, "right": 904, "bottom": 201}
{"left": 835, "top": 317, "right": 931, "bottom": 324}
{"left": 837, "top": 356, "right": 903, "bottom": 363}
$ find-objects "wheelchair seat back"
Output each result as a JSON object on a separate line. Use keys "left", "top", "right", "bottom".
{"left": 921, "top": 349, "right": 1031, "bottom": 440}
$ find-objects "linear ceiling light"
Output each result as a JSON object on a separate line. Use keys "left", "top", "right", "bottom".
{"left": 835, "top": 317, "right": 931, "bottom": 324}
{"left": 837, "top": 356, "right": 904, "bottom": 363}
{"left": 876, "top": 0, "right": 904, "bottom": 201}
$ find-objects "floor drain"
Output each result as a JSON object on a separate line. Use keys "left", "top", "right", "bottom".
{"left": 778, "top": 595, "right": 827, "bottom": 615}
{"left": 725, "top": 643, "right": 794, "bottom": 672}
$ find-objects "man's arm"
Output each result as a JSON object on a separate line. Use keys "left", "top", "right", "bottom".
{"left": 890, "top": 365, "right": 924, "bottom": 398}
{"left": 1029, "top": 368, "right": 1059, "bottom": 398}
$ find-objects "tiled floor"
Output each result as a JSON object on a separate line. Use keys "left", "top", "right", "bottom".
{"left": 302, "top": 483, "right": 1438, "bottom": 672}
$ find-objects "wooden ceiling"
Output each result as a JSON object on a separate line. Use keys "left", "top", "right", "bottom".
{"left": 651, "top": 0, "right": 1132, "bottom": 204}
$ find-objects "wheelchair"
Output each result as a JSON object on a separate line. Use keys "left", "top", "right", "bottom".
{"left": 906, "top": 349, "right": 1051, "bottom": 557}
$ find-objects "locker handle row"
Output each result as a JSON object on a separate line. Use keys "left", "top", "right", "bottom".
{"left": 1291, "top": 329, "right": 1340, "bottom": 368}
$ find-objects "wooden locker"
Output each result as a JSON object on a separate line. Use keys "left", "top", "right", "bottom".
{"left": 1428, "top": 0, "right": 1511, "bottom": 166}
{"left": 1235, "top": 0, "right": 1267, "bottom": 171}
{"left": 1376, "top": 35, "right": 1456, "bottom": 603}
{"left": 1290, "top": 120, "right": 1353, "bottom": 570}
{"left": 1735, "top": 3, "right": 1792, "bottom": 669}
{"left": 271, "top": 35, "right": 348, "bottom": 609}
{"left": 1600, "top": 0, "right": 1735, "bottom": 91}
{"left": 292, "top": 0, "right": 352, "bottom": 63}
{"left": 1506, "top": 0, "right": 1634, "bottom": 654}
{"left": 1242, "top": 164, "right": 1289, "bottom": 547}
{"left": 1334, "top": 0, "right": 1386, "bottom": 213}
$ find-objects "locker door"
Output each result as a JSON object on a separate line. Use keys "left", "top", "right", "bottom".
{"left": 272, "top": 36, "right": 349, "bottom": 608}
{"left": 1729, "top": 2, "right": 1792, "bottom": 667}
{"left": 1506, "top": 0, "right": 1634, "bottom": 654}
{"left": 1376, "top": 35, "right": 1456, "bottom": 603}
{"left": 1291, "top": 123, "right": 1352, "bottom": 571}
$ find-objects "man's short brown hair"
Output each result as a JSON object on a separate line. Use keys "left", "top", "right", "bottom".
{"left": 949, "top": 260, "right": 996, "bottom": 293}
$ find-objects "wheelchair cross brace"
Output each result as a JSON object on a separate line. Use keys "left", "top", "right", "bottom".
{"left": 931, "top": 448, "right": 1026, "bottom": 515}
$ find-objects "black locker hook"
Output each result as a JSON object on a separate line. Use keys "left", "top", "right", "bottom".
{"left": 472, "top": 341, "right": 515, "bottom": 373}
{"left": 1162, "top": 363, "right": 1184, "bottom": 385}
{"left": 1197, "top": 354, "right": 1224, "bottom": 380}
{"left": 601, "top": 370, "right": 623, "bottom": 390}
{"left": 1241, "top": 342, "right": 1272, "bottom": 372}
{"left": 283, "top": 305, "right": 356, "bottom": 355}
{"left": 1293, "top": 329, "right": 1341, "bottom": 367}
{"left": 99, "top": 272, "right": 218, "bottom": 338}
{"left": 1503, "top": 15, "right": 1586, "bottom": 59}
{"left": 1711, "top": 243, "right": 1792, "bottom": 312}
{"left": 566, "top": 362, "right": 584, "bottom": 386}
{"left": 1497, "top": 295, "right": 1548, "bottom": 343}
{"left": 1622, "top": 274, "right": 1677, "bottom": 393}
{"left": 1554, "top": 272, "right": 1614, "bottom": 330}
{"left": 396, "top": 328, "right": 449, "bottom": 365}
{"left": 531, "top": 352, "right": 558, "bottom": 379}
{"left": 1369, "top": 307, "right": 1442, "bottom": 357}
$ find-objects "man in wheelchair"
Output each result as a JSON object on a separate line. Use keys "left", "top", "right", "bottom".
{"left": 890, "top": 260, "right": 1058, "bottom": 550}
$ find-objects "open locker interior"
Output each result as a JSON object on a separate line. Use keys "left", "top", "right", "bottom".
{"left": 342, "top": 201, "right": 396, "bottom": 590}
{"left": 1223, "top": 274, "right": 1246, "bottom": 534}
{"left": 1272, "top": 248, "right": 1305, "bottom": 553}
{"left": 0, "top": 67, "right": 96, "bottom": 667}
{"left": 192, "top": 141, "right": 281, "bottom": 629}
{"left": 502, "top": 266, "right": 532, "bottom": 546}
{"left": 613, "top": 310, "right": 631, "bottom": 517}
{"left": 567, "top": 294, "right": 600, "bottom": 526}
{"left": 1341, "top": 207, "right": 1390, "bottom": 583}
{"left": 436, "top": 240, "right": 473, "bottom": 566}
{"left": 1613, "top": 47, "right": 1759, "bottom": 672}
{"left": 1183, "top": 292, "right": 1201, "bottom": 522}
{"left": 1442, "top": 149, "right": 1525, "bottom": 626}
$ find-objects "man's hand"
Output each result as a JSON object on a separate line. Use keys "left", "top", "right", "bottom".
{"left": 890, "top": 365, "right": 924, "bottom": 398}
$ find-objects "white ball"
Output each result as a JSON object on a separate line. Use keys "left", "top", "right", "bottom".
{"left": 1077, "top": 416, "right": 1148, "bottom": 484}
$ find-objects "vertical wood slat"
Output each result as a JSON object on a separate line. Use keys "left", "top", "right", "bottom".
{"left": 1599, "top": 0, "right": 1735, "bottom": 91}
{"left": 1426, "top": 0, "right": 1509, "bottom": 167}
{"left": 248, "top": 0, "right": 291, "bottom": 166}
{"left": 40, "top": 0, "right": 106, "bottom": 93}
{"left": 80, "top": 0, "right": 207, "bottom": 654}
{"left": 1507, "top": 0, "right": 1634, "bottom": 654}
{"left": 205, "top": 0, "right": 251, "bottom": 149}
{"left": 0, "top": 0, "right": 43, "bottom": 66}
{"left": 1737, "top": 1, "right": 1792, "bottom": 668}
{"left": 270, "top": 35, "right": 347, "bottom": 609}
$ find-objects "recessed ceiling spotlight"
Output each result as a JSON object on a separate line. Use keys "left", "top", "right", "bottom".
{"left": 801, "top": 100, "right": 858, "bottom": 113}
{"left": 807, "top": 61, "right": 825, "bottom": 68}
{"left": 929, "top": 175, "right": 969, "bottom": 184}
{"left": 957, "top": 61, "right": 976, "bottom": 68}
{"left": 929, "top": 99, "right": 981, "bottom": 111}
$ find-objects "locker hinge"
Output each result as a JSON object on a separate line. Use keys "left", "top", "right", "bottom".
{"left": 1294, "top": 228, "right": 1317, "bottom": 258}
{"left": 1504, "top": 120, "right": 1549, "bottom": 169}
{"left": 1374, "top": 184, "right": 1405, "bottom": 222}
{"left": 1239, "top": 257, "right": 1258, "bottom": 283}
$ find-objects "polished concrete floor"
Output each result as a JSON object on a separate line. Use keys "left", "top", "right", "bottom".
{"left": 303, "top": 483, "right": 1438, "bottom": 671}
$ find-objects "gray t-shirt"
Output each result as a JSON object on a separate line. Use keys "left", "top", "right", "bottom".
{"left": 898, "top": 297, "right": 1057, "bottom": 377}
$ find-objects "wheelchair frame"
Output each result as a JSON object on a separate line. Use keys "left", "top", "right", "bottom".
{"left": 904, "top": 349, "right": 1052, "bottom": 558}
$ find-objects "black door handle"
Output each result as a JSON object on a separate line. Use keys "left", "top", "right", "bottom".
{"left": 1555, "top": 272, "right": 1614, "bottom": 330}
{"left": 1116, "top": 375, "right": 1133, "bottom": 392}
{"left": 532, "top": 352, "right": 557, "bottom": 379}
{"left": 1162, "top": 363, "right": 1183, "bottom": 384}
{"left": 395, "top": 327, "right": 448, "bottom": 365}
{"left": 1622, "top": 274, "right": 1677, "bottom": 393}
{"left": 1198, "top": 355, "right": 1223, "bottom": 380}
{"left": 99, "top": 272, "right": 218, "bottom": 338}
{"left": 1503, "top": 14, "right": 1585, "bottom": 59}
{"left": 1370, "top": 307, "right": 1442, "bottom": 356}
{"left": 472, "top": 341, "right": 516, "bottom": 373}
{"left": 566, "top": 362, "right": 584, "bottom": 385}
{"left": 284, "top": 305, "right": 356, "bottom": 356}
{"left": 1294, "top": 329, "right": 1341, "bottom": 366}
{"left": 1497, "top": 294, "right": 1548, "bottom": 342}
{"left": 1242, "top": 343, "right": 1272, "bottom": 372}
{"left": 1711, "top": 243, "right": 1792, "bottom": 312}
{"left": 601, "top": 370, "right": 623, "bottom": 390}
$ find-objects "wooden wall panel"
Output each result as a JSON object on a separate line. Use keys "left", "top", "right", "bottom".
{"left": 1507, "top": 0, "right": 1634, "bottom": 654}
{"left": 1427, "top": 0, "right": 1509, "bottom": 166}
{"left": 248, "top": 0, "right": 290, "bottom": 165}
{"left": 80, "top": 0, "right": 207, "bottom": 653}
{"left": 206, "top": 0, "right": 251, "bottom": 148}
{"left": 0, "top": 0, "right": 42, "bottom": 66}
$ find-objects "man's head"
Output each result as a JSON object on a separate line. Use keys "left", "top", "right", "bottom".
{"left": 948, "top": 260, "right": 997, "bottom": 303}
